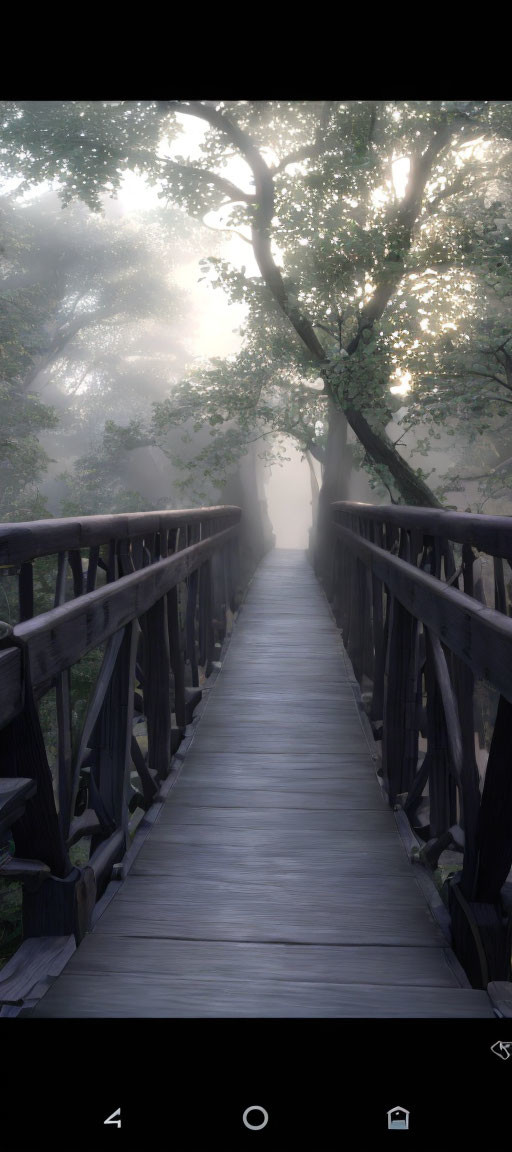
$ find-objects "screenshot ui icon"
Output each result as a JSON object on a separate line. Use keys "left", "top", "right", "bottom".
{"left": 387, "top": 1106, "right": 410, "bottom": 1130}
{"left": 243, "top": 1106, "right": 269, "bottom": 1131}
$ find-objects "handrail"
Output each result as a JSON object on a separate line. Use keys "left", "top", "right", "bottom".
{"left": 0, "top": 505, "right": 242, "bottom": 950}
{"left": 327, "top": 500, "right": 512, "bottom": 992}
{"left": 332, "top": 519, "right": 512, "bottom": 702}
{"left": 332, "top": 500, "right": 512, "bottom": 560}
{"left": 4, "top": 523, "right": 238, "bottom": 692}
{"left": 0, "top": 506, "right": 241, "bottom": 566}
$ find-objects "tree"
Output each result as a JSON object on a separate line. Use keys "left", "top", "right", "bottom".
{"left": 3, "top": 100, "right": 512, "bottom": 516}
{"left": 151, "top": 100, "right": 512, "bottom": 511}
{"left": 0, "top": 194, "right": 60, "bottom": 518}
{"left": 392, "top": 149, "right": 512, "bottom": 510}
{"left": 0, "top": 184, "right": 207, "bottom": 519}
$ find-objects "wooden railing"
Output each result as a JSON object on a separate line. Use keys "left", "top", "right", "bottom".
{"left": 328, "top": 501, "right": 512, "bottom": 990}
{"left": 0, "top": 507, "right": 241, "bottom": 945}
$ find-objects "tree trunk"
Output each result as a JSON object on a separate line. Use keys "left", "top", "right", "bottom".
{"left": 314, "top": 399, "right": 353, "bottom": 579}
{"left": 305, "top": 449, "right": 320, "bottom": 559}
{"left": 170, "top": 102, "right": 465, "bottom": 516}
{"left": 344, "top": 403, "right": 442, "bottom": 508}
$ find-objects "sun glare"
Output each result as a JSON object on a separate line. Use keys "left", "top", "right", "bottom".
{"left": 371, "top": 156, "right": 411, "bottom": 210}
{"left": 392, "top": 156, "right": 410, "bottom": 200}
{"left": 390, "top": 369, "right": 412, "bottom": 396}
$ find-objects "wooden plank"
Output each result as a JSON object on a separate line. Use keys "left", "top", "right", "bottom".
{"left": 132, "top": 837, "right": 416, "bottom": 875}
{"left": 204, "top": 688, "right": 358, "bottom": 701}
{"left": 174, "top": 752, "right": 376, "bottom": 775}
{"left": 188, "top": 732, "right": 369, "bottom": 753}
{"left": 31, "top": 972, "right": 494, "bottom": 1016}
{"left": 113, "top": 873, "right": 429, "bottom": 910}
{"left": 200, "top": 709, "right": 367, "bottom": 728}
{"left": 92, "top": 896, "right": 446, "bottom": 946}
{"left": 26, "top": 548, "right": 488, "bottom": 1018}
{"left": 176, "top": 772, "right": 380, "bottom": 794}
{"left": 148, "top": 807, "right": 393, "bottom": 832}
{"left": 130, "top": 842, "right": 421, "bottom": 882}
{"left": 165, "top": 787, "right": 386, "bottom": 812}
{"left": 41, "top": 935, "right": 467, "bottom": 987}
{"left": 0, "top": 936, "right": 75, "bottom": 1004}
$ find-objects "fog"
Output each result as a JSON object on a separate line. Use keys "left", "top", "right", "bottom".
{"left": 3, "top": 102, "right": 508, "bottom": 545}
{"left": 1, "top": 178, "right": 317, "bottom": 546}
{"left": 264, "top": 442, "right": 312, "bottom": 549}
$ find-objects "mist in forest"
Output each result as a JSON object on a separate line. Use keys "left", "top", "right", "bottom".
{"left": 0, "top": 178, "right": 314, "bottom": 548}
{"left": 3, "top": 100, "right": 512, "bottom": 547}
{"left": 264, "top": 443, "right": 311, "bottom": 549}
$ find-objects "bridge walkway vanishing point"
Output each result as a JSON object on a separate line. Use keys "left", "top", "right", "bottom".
{"left": 30, "top": 549, "right": 494, "bottom": 1017}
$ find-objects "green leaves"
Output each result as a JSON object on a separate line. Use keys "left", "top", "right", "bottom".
{"left": 3, "top": 100, "right": 512, "bottom": 513}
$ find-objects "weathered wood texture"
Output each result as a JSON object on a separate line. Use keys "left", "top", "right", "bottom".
{"left": 0, "top": 506, "right": 241, "bottom": 566}
{"left": 30, "top": 550, "right": 492, "bottom": 1017}
{"left": 0, "top": 648, "right": 22, "bottom": 725}
{"left": 328, "top": 501, "right": 512, "bottom": 991}
{"left": 2, "top": 523, "right": 238, "bottom": 689}
{"left": 0, "top": 506, "right": 240, "bottom": 951}
{"left": 332, "top": 501, "right": 512, "bottom": 561}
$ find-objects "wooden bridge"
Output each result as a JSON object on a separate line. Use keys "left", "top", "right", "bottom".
{"left": 0, "top": 502, "right": 511, "bottom": 1017}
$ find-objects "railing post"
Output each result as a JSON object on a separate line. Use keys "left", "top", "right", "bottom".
{"left": 330, "top": 512, "right": 348, "bottom": 634}
{"left": 167, "top": 528, "right": 187, "bottom": 731}
{"left": 198, "top": 520, "right": 215, "bottom": 677}
{"left": 422, "top": 627, "right": 458, "bottom": 838}
{"left": 320, "top": 500, "right": 512, "bottom": 990}
{"left": 18, "top": 561, "right": 34, "bottom": 622}
{"left": 141, "top": 595, "right": 172, "bottom": 784}
{"left": 0, "top": 657, "right": 71, "bottom": 880}
{"left": 450, "top": 692, "right": 512, "bottom": 986}
{"left": 227, "top": 528, "right": 240, "bottom": 613}
{"left": 0, "top": 505, "right": 242, "bottom": 960}
{"left": 369, "top": 520, "right": 386, "bottom": 724}
{"left": 341, "top": 514, "right": 359, "bottom": 669}
{"left": 186, "top": 523, "right": 200, "bottom": 687}
{"left": 381, "top": 527, "right": 420, "bottom": 805}
{"left": 71, "top": 617, "right": 138, "bottom": 922}
{"left": 450, "top": 543, "right": 481, "bottom": 898}
{"left": 0, "top": 639, "right": 85, "bottom": 938}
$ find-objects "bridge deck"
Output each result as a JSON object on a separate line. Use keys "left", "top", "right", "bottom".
{"left": 32, "top": 550, "right": 493, "bottom": 1016}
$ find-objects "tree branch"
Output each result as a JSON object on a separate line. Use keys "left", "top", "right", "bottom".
{"left": 158, "top": 102, "right": 460, "bottom": 508}
{"left": 459, "top": 453, "right": 512, "bottom": 481}
{"left": 199, "top": 215, "right": 253, "bottom": 245}
{"left": 270, "top": 145, "right": 320, "bottom": 175}
{"left": 163, "top": 101, "right": 328, "bottom": 364}
{"left": 346, "top": 119, "right": 462, "bottom": 355}
{"left": 424, "top": 169, "right": 471, "bottom": 215}
{"left": 161, "top": 158, "right": 254, "bottom": 204}
{"left": 313, "top": 322, "right": 339, "bottom": 339}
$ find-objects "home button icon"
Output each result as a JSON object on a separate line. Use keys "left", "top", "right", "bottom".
{"left": 243, "top": 1106, "right": 269, "bottom": 1131}
{"left": 387, "top": 1106, "right": 410, "bottom": 1130}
